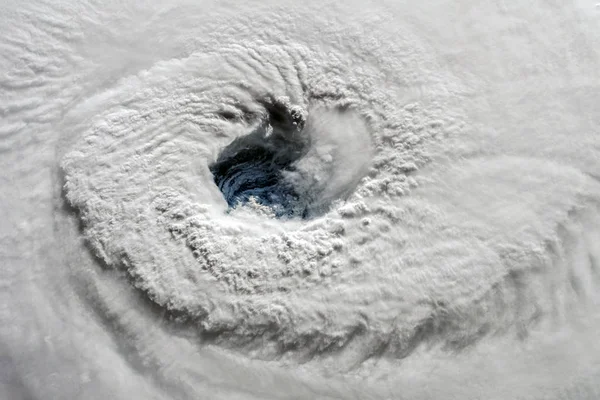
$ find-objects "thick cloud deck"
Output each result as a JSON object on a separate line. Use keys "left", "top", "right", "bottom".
{"left": 62, "top": 38, "right": 600, "bottom": 365}
{"left": 4, "top": 1, "right": 600, "bottom": 399}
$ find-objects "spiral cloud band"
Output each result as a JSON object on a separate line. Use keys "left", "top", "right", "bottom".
{"left": 61, "top": 37, "right": 600, "bottom": 364}
{"left": 3, "top": 1, "right": 600, "bottom": 399}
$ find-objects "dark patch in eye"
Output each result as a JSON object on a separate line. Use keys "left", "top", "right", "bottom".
{"left": 217, "top": 110, "right": 237, "bottom": 121}
{"left": 209, "top": 100, "right": 312, "bottom": 219}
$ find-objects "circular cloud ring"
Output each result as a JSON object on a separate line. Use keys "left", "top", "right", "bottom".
{"left": 62, "top": 42, "right": 466, "bottom": 362}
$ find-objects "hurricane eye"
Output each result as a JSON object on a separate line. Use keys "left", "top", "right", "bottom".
{"left": 209, "top": 103, "right": 311, "bottom": 218}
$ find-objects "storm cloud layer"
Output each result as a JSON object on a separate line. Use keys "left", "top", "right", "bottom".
{"left": 2, "top": 1, "right": 600, "bottom": 399}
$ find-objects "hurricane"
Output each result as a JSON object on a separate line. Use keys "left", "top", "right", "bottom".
{"left": 2, "top": 1, "right": 600, "bottom": 399}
